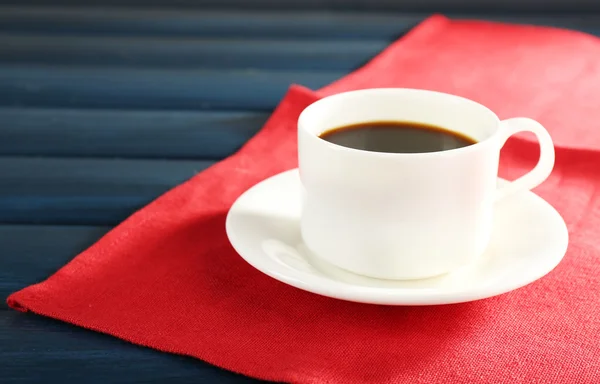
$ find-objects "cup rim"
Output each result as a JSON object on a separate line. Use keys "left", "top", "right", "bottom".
{"left": 298, "top": 88, "right": 501, "bottom": 158}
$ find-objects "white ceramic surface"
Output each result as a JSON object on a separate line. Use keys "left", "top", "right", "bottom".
{"left": 298, "top": 88, "right": 555, "bottom": 280}
{"left": 226, "top": 169, "right": 568, "bottom": 306}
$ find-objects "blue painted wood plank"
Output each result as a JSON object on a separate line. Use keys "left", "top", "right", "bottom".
{"left": 0, "top": 313, "right": 261, "bottom": 384}
{"left": 0, "top": 0, "right": 598, "bottom": 12}
{"left": 1, "top": 7, "right": 600, "bottom": 39}
{"left": 0, "top": 108, "right": 266, "bottom": 159}
{"left": 0, "top": 34, "right": 385, "bottom": 71}
{"left": 0, "top": 312, "right": 263, "bottom": 383}
{"left": 0, "top": 157, "right": 216, "bottom": 225}
{"left": 0, "top": 225, "right": 111, "bottom": 297}
{"left": 2, "top": 9, "right": 599, "bottom": 384}
{"left": 0, "top": 7, "right": 419, "bottom": 39}
{"left": 0, "top": 65, "right": 339, "bottom": 110}
{"left": 0, "top": 223, "right": 262, "bottom": 383}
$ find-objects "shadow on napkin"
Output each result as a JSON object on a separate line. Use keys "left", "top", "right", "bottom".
{"left": 8, "top": 15, "right": 600, "bottom": 384}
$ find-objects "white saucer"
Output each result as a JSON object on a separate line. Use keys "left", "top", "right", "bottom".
{"left": 226, "top": 169, "right": 568, "bottom": 305}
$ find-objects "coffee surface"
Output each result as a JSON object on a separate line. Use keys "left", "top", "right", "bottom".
{"left": 318, "top": 121, "right": 476, "bottom": 153}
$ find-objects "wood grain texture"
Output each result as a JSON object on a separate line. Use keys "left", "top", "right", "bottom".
{"left": 0, "top": 65, "right": 339, "bottom": 110}
{"left": 0, "top": 225, "right": 111, "bottom": 297}
{"left": 0, "top": 224, "right": 265, "bottom": 383}
{"left": 0, "top": 108, "right": 266, "bottom": 158}
{"left": 0, "top": 179, "right": 267, "bottom": 383}
{"left": 2, "top": 8, "right": 600, "bottom": 38}
{"left": 0, "top": 34, "right": 387, "bottom": 71}
{"left": 0, "top": 7, "right": 418, "bottom": 39}
{"left": 0, "top": 157, "right": 216, "bottom": 225}
{"left": 1, "top": 5, "right": 597, "bottom": 384}
{"left": 0, "top": 0, "right": 598, "bottom": 12}
{"left": 0, "top": 312, "right": 262, "bottom": 384}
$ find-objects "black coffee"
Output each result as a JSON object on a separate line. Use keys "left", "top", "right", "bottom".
{"left": 319, "top": 121, "right": 476, "bottom": 154}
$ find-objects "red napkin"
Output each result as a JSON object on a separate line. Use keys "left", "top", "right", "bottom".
{"left": 8, "top": 15, "right": 600, "bottom": 383}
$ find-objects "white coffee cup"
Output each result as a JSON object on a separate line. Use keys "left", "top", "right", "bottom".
{"left": 297, "top": 88, "right": 555, "bottom": 280}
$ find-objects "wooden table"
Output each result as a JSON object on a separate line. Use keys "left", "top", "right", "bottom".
{"left": 1, "top": 4, "right": 598, "bottom": 383}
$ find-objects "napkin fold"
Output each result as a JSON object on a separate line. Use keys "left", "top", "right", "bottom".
{"left": 8, "top": 15, "right": 600, "bottom": 384}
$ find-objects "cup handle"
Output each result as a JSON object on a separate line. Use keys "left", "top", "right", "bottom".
{"left": 495, "top": 118, "right": 555, "bottom": 202}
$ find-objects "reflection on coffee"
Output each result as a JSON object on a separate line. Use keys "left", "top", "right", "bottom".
{"left": 318, "top": 121, "right": 477, "bottom": 154}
